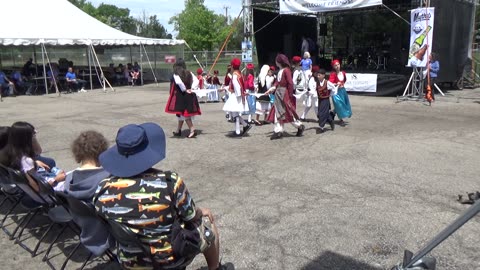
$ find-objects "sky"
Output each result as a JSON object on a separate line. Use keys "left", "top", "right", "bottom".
{"left": 89, "top": 0, "right": 243, "bottom": 35}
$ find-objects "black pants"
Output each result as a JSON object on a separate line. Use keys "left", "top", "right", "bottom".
{"left": 317, "top": 98, "right": 333, "bottom": 128}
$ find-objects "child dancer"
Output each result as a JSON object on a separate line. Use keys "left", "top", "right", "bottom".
{"left": 245, "top": 63, "right": 256, "bottom": 124}
{"left": 329, "top": 59, "right": 352, "bottom": 126}
{"left": 222, "top": 58, "right": 252, "bottom": 137}
{"left": 264, "top": 54, "right": 304, "bottom": 140}
{"left": 314, "top": 68, "right": 336, "bottom": 133}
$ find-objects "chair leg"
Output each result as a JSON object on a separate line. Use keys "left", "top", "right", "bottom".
{"left": 79, "top": 252, "right": 93, "bottom": 270}
{"left": 60, "top": 241, "right": 82, "bottom": 270}
{"left": 43, "top": 224, "right": 67, "bottom": 262}
{"left": 13, "top": 208, "right": 40, "bottom": 241}
{"left": 0, "top": 197, "right": 21, "bottom": 227}
{"left": 9, "top": 209, "right": 35, "bottom": 240}
{"left": 31, "top": 221, "right": 55, "bottom": 257}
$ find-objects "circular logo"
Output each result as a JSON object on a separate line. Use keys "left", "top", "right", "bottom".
{"left": 413, "top": 24, "right": 423, "bottom": 34}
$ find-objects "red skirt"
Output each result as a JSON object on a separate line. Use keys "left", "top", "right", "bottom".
{"left": 165, "top": 82, "right": 201, "bottom": 117}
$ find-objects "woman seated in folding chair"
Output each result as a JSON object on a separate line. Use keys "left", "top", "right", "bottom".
{"left": 4, "top": 122, "right": 66, "bottom": 193}
{"left": 94, "top": 123, "right": 230, "bottom": 270}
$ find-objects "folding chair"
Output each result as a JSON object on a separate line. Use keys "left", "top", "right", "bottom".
{"left": 25, "top": 171, "right": 82, "bottom": 270}
{"left": 55, "top": 192, "right": 116, "bottom": 270}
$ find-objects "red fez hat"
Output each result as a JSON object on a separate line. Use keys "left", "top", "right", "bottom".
{"left": 196, "top": 68, "right": 203, "bottom": 75}
{"left": 246, "top": 63, "right": 254, "bottom": 69}
{"left": 231, "top": 58, "right": 241, "bottom": 69}
{"left": 292, "top": 56, "right": 302, "bottom": 64}
{"left": 312, "top": 65, "right": 320, "bottom": 73}
{"left": 270, "top": 66, "right": 276, "bottom": 71}
{"left": 331, "top": 59, "right": 341, "bottom": 67}
{"left": 213, "top": 70, "right": 219, "bottom": 75}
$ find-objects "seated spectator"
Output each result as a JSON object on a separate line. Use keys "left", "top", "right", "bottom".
{"left": 94, "top": 123, "right": 227, "bottom": 270}
{"left": 66, "top": 67, "right": 87, "bottom": 93}
{"left": 22, "top": 58, "right": 35, "bottom": 77}
{"left": 125, "top": 63, "right": 133, "bottom": 85}
{"left": 114, "top": 64, "right": 126, "bottom": 85}
{"left": 105, "top": 63, "right": 116, "bottom": 84}
{"left": 63, "top": 130, "right": 114, "bottom": 256}
{"left": 130, "top": 67, "right": 140, "bottom": 86}
{"left": 0, "top": 70, "right": 16, "bottom": 97}
{"left": 10, "top": 71, "right": 33, "bottom": 95}
{"left": 5, "top": 122, "right": 66, "bottom": 192}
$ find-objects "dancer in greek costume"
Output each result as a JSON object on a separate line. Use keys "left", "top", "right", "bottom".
{"left": 314, "top": 68, "right": 336, "bottom": 133}
{"left": 300, "top": 65, "right": 320, "bottom": 121}
{"left": 245, "top": 63, "right": 256, "bottom": 124}
{"left": 165, "top": 59, "right": 201, "bottom": 138}
{"left": 222, "top": 58, "right": 252, "bottom": 137}
{"left": 329, "top": 59, "right": 352, "bottom": 126}
{"left": 265, "top": 54, "right": 305, "bottom": 140}
{"left": 254, "top": 65, "right": 272, "bottom": 125}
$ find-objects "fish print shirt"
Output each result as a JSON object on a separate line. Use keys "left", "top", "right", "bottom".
{"left": 94, "top": 169, "right": 196, "bottom": 269}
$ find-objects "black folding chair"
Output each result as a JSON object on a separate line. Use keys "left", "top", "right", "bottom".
{"left": 25, "top": 171, "right": 84, "bottom": 270}
{"left": 0, "top": 164, "right": 25, "bottom": 236}
{"left": 55, "top": 192, "right": 116, "bottom": 270}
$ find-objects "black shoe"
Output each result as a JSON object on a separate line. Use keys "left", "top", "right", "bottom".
{"left": 329, "top": 120, "right": 335, "bottom": 131}
{"left": 316, "top": 127, "right": 325, "bottom": 134}
{"left": 296, "top": 124, "right": 305, "bottom": 137}
{"left": 228, "top": 132, "right": 243, "bottom": 138}
{"left": 300, "top": 118, "right": 306, "bottom": 121}
{"left": 172, "top": 130, "right": 182, "bottom": 137}
{"left": 242, "top": 124, "right": 252, "bottom": 135}
{"left": 339, "top": 120, "right": 346, "bottom": 127}
{"left": 270, "top": 132, "right": 283, "bottom": 140}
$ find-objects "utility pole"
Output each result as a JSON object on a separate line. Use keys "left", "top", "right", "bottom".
{"left": 223, "top": 5, "right": 231, "bottom": 51}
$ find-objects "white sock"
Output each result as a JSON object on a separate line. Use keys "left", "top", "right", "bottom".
{"left": 235, "top": 117, "right": 241, "bottom": 134}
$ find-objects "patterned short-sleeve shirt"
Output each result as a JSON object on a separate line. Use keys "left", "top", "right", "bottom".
{"left": 93, "top": 169, "right": 196, "bottom": 269}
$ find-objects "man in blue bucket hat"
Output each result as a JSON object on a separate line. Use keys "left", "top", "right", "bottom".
{"left": 94, "top": 123, "right": 230, "bottom": 270}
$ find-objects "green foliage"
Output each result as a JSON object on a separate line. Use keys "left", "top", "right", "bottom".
{"left": 169, "top": 0, "right": 241, "bottom": 51}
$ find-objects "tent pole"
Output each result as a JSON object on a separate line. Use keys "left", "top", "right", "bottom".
{"left": 141, "top": 44, "right": 158, "bottom": 85}
{"left": 87, "top": 46, "right": 93, "bottom": 90}
{"left": 40, "top": 43, "right": 48, "bottom": 95}
{"left": 42, "top": 44, "right": 60, "bottom": 96}
{"left": 140, "top": 45, "right": 143, "bottom": 86}
{"left": 129, "top": 46, "right": 133, "bottom": 64}
{"left": 90, "top": 45, "right": 115, "bottom": 92}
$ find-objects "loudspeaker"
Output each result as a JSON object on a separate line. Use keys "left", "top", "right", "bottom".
{"left": 319, "top": 23, "right": 327, "bottom": 36}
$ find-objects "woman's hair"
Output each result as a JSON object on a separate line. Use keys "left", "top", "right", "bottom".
{"left": 247, "top": 68, "right": 254, "bottom": 76}
{"left": 7, "top": 121, "right": 36, "bottom": 170}
{"left": 304, "top": 52, "right": 310, "bottom": 58}
{"left": 173, "top": 58, "right": 193, "bottom": 89}
{"left": 0, "top": 126, "right": 10, "bottom": 150}
{"left": 71, "top": 130, "right": 109, "bottom": 165}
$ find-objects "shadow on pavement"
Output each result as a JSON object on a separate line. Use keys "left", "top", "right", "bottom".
{"left": 301, "top": 250, "right": 382, "bottom": 270}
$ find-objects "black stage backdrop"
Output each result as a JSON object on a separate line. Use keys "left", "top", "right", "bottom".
{"left": 431, "top": 0, "right": 474, "bottom": 83}
{"left": 253, "top": 9, "right": 317, "bottom": 66}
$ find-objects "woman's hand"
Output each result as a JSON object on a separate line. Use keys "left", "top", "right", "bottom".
{"left": 186, "top": 89, "right": 192, "bottom": 94}
{"left": 35, "top": 160, "right": 50, "bottom": 170}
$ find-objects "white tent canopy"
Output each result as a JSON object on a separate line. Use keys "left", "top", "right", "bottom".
{"left": 0, "top": 0, "right": 184, "bottom": 46}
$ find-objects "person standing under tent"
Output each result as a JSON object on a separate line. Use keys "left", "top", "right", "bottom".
{"left": 222, "top": 58, "right": 252, "bottom": 137}
{"left": 264, "top": 54, "right": 305, "bottom": 140}
{"left": 165, "top": 59, "right": 201, "bottom": 138}
{"left": 244, "top": 63, "right": 256, "bottom": 124}
{"left": 314, "top": 68, "right": 336, "bottom": 134}
{"left": 329, "top": 59, "right": 352, "bottom": 126}
{"left": 300, "top": 52, "right": 313, "bottom": 78}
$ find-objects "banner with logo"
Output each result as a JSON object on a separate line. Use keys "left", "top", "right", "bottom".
{"left": 280, "top": 0, "right": 382, "bottom": 14}
{"left": 242, "top": 41, "right": 253, "bottom": 63}
{"left": 344, "top": 73, "right": 377, "bottom": 93}
{"left": 407, "top": 7, "right": 435, "bottom": 67}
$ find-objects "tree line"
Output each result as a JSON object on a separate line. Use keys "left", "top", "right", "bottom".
{"left": 68, "top": 0, "right": 243, "bottom": 51}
